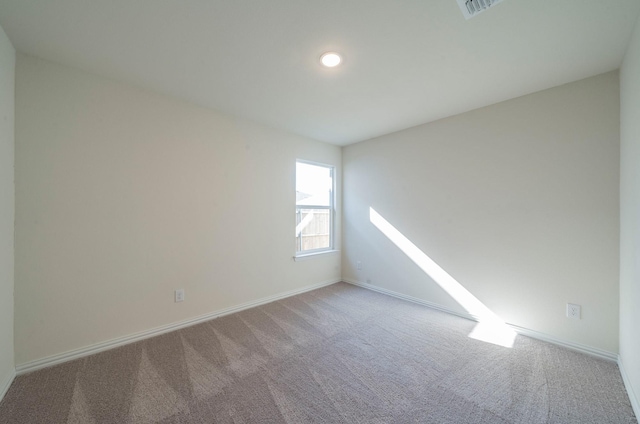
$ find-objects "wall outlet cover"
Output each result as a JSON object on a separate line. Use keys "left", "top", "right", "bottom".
{"left": 175, "top": 289, "right": 185, "bottom": 303}
{"left": 567, "top": 303, "right": 581, "bottom": 319}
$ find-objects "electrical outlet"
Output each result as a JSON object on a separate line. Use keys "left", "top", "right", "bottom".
{"left": 566, "top": 303, "right": 581, "bottom": 319}
{"left": 357, "top": 261, "right": 362, "bottom": 270}
{"left": 175, "top": 289, "right": 185, "bottom": 303}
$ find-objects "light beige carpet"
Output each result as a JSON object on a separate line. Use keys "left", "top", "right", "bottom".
{"left": 0, "top": 282, "right": 636, "bottom": 423}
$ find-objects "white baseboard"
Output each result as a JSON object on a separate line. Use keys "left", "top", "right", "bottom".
{"left": 15, "top": 278, "right": 341, "bottom": 375}
{"left": 0, "top": 368, "right": 16, "bottom": 403}
{"left": 508, "top": 323, "right": 617, "bottom": 361}
{"left": 344, "top": 278, "right": 618, "bottom": 362}
{"left": 344, "top": 278, "right": 476, "bottom": 321}
{"left": 618, "top": 356, "right": 640, "bottom": 419}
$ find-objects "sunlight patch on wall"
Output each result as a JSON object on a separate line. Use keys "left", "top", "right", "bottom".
{"left": 369, "top": 207, "right": 515, "bottom": 348}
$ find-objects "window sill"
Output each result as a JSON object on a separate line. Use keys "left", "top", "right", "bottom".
{"left": 294, "top": 250, "right": 340, "bottom": 261}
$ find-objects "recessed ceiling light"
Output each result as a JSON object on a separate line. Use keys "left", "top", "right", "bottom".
{"left": 320, "top": 52, "right": 342, "bottom": 68}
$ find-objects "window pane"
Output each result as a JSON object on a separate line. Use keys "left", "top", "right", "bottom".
{"left": 296, "top": 162, "right": 331, "bottom": 207}
{"left": 296, "top": 208, "right": 331, "bottom": 251}
{"left": 296, "top": 160, "right": 333, "bottom": 254}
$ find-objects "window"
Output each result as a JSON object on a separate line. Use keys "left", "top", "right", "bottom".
{"left": 296, "top": 160, "right": 334, "bottom": 255}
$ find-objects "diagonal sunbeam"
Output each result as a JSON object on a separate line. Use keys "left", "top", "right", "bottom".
{"left": 369, "top": 207, "right": 515, "bottom": 348}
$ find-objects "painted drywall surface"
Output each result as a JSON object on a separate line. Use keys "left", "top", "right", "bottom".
{"left": 0, "top": 24, "right": 15, "bottom": 393}
{"left": 14, "top": 54, "right": 341, "bottom": 365}
{"left": 343, "top": 72, "right": 620, "bottom": 353}
{"left": 620, "top": 12, "right": 640, "bottom": 413}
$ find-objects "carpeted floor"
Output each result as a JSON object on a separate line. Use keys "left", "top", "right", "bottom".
{"left": 0, "top": 282, "right": 636, "bottom": 423}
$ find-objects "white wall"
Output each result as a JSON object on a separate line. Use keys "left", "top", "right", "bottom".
{"left": 0, "top": 24, "right": 15, "bottom": 398}
{"left": 620, "top": 12, "right": 640, "bottom": 415}
{"left": 14, "top": 54, "right": 341, "bottom": 366}
{"left": 343, "top": 72, "right": 620, "bottom": 353}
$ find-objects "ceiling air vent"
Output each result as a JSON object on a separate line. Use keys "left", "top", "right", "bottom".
{"left": 456, "top": 0, "right": 505, "bottom": 19}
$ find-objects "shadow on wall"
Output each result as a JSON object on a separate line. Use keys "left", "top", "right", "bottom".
{"left": 369, "top": 207, "right": 516, "bottom": 348}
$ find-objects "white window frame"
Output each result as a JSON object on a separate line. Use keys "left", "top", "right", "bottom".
{"left": 295, "top": 159, "right": 335, "bottom": 258}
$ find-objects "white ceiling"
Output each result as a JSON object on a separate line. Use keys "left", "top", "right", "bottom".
{"left": 0, "top": 1, "right": 639, "bottom": 146}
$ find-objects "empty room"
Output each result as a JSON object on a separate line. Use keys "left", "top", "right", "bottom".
{"left": 1, "top": 0, "right": 640, "bottom": 423}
